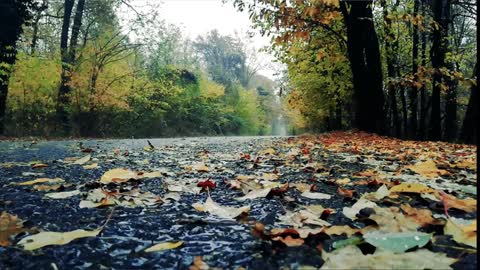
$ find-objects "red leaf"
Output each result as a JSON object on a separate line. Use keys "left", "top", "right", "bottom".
{"left": 197, "top": 179, "right": 216, "bottom": 189}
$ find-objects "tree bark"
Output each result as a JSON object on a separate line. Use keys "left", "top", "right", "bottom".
{"left": 381, "top": 0, "right": 401, "bottom": 138}
{"left": 418, "top": 0, "right": 428, "bottom": 140}
{"left": 0, "top": 0, "right": 32, "bottom": 135}
{"left": 409, "top": 0, "right": 419, "bottom": 139}
{"left": 340, "top": 1, "right": 385, "bottom": 134}
{"left": 460, "top": 63, "right": 477, "bottom": 144}
{"left": 429, "top": 0, "right": 450, "bottom": 141}
{"left": 57, "top": 0, "right": 75, "bottom": 135}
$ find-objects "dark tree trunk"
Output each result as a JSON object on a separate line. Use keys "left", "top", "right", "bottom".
{"left": 399, "top": 82, "right": 408, "bottom": 138}
{"left": 30, "top": 0, "right": 47, "bottom": 55}
{"left": 382, "top": 0, "right": 401, "bottom": 138}
{"left": 429, "top": 0, "right": 450, "bottom": 141}
{"left": 0, "top": 0, "right": 32, "bottom": 135}
{"left": 57, "top": 0, "right": 75, "bottom": 135}
{"left": 335, "top": 99, "right": 342, "bottom": 130}
{"left": 340, "top": 1, "right": 385, "bottom": 134}
{"left": 409, "top": 0, "right": 420, "bottom": 139}
{"left": 460, "top": 63, "right": 478, "bottom": 144}
{"left": 418, "top": 1, "right": 428, "bottom": 140}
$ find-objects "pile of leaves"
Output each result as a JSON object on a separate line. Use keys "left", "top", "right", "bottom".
{"left": 0, "top": 131, "right": 476, "bottom": 269}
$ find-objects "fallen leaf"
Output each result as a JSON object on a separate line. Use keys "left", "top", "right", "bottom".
{"left": 189, "top": 256, "right": 209, "bottom": 270}
{"left": 389, "top": 183, "right": 435, "bottom": 194}
{"left": 13, "top": 178, "right": 65, "bottom": 186}
{"left": 236, "top": 188, "right": 272, "bottom": 201}
{"left": 192, "top": 196, "right": 250, "bottom": 219}
{"left": 321, "top": 245, "right": 456, "bottom": 269}
{"left": 444, "top": 218, "right": 476, "bottom": 248}
{"left": 342, "top": 198, "right": 377, "bottom": 220}
{"left": 33, "top": 184, "right": 63, "bottom": 191}
{"left": 258, "top": 148, "right": 276, "bottom": 155}
{"left": 31, "top": 163, "right": 48, "bottom": 169}
{"left": 435, "top": 192, "right": 477, "bottom": 213}
{"left": 301, "top": 191, "right": 331, "bottom": 200}
{"left": 197, "top": 180, "right": 216, "bottom": 190}
{"left": 100, "top": 168, "right": 137, "bottom": 183}
{"left": 272, "top": 235, "right": 304, "bottom": 247}
{"left": 141, "top": 171, "right": 163, "bottom": 178}
{"left": 400, "top": 204, "right": 441, "bottom": 226}
{"left": 17, "top": 229, "right": 100, "bottom": 250}
{"left": 145, "top": 241, "right": 183, "bottom": 252}
{"left": 323, "top": 225, "right": 361, "bottom": 237}
{"left": 192, "top": 162, "right": 209, "bottom": 172}
{"left": 260, "top": 173, "right": 279, "bottom": 181}
{"left": 0, "top": 212, "right": 24, "bottom": 247}
{"left": 406, "top": 160, "right": 449, "bottom": 178}
{"left": 44, "top": 190, "right": 81, "bottom": 199}
{"left": 83, "top": 163, "right": 99, "bottom": 169}
{"left": 72, "top": 154, "right": 91, "bottom": 165}
{"left": 364, "top": 231, "right": 431, "bottom": 253}
{"left": 337, "top": 187, "right": 355, "bottom": 198}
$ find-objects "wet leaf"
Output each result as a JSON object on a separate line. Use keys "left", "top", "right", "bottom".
{"left": 389, "top": 183, "right": 435, "bottom": 194}
{"left": 44, "top": 190, "right": 81, "bottom": 199}
{"left": 301, "top": 191, "right": 331, "bottom": 200}
{"left": 236, "top": 187, "right": 271, "bottom": 201}
{"left": 444, "top": 218, "right": 476, "bottom": 248}
{"left": 364, "top": 231, "right": 431, "bottom": 253}
{"left": 406, "top": 160, "right": 450, "bottom": 178}
{"left": 72, "top": 154, "right": 91, "bottom": 165}
{"left": 17, "top": 229, "right": 100, "bottom": 250}
{"left": 321, "top": 245, "right": 456, "bottom": 269}
{"left": 13, "top": 178, "right": 65, "bottom": 186}
{"left": 145, "top": 241, "right": 183, "bottom": 252}
{"left": 100, "top": 168, "right": 137, "bottom": 183}
{"left": 0, "top": 212, "right": 24, "bottom": 247}
{"left": 192, "top": 196, "right": 250, "bottom": 219}
{"left": 83, "top": 163, "right": 99, "bottom": 169}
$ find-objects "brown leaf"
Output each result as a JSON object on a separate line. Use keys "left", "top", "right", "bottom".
{"left": 0, "top": 212, "right": 24, "bottom": 247}
{"left": 337, "top": 187, "right": 355, "bottom": 198}
{"left": 400, "top": 204, "right": 442, "bottom": 226}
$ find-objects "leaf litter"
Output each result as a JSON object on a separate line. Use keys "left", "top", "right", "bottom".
{"left": 0, "top": 131, "right": 476, "bottom": 269}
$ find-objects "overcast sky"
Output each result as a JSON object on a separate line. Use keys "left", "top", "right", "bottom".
{"left": 123, "top": 0, "right": 279, "bottom": 80}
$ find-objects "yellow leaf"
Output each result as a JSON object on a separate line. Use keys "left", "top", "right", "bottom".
{"left": 145, "top": 241, "right": 183, "bottom": 252}
{"left": 258, "top": 148, "right": 276, "bottom": 155}
{"left": 406, "top": 160, "right": 450, "bottom": 178}
{"left": 17, "top": 229, "right": 100, "bottom": 250}
{"left": 13, "top": 178, "right": 65, "bottom": 186}
{"left": 444, "top": 219, "right": 476, "bottom": 248}
{"left": 389, "top": 183, "right": 436, "bottom": 193}
{"left": 100, "top": 168, "right": 137, "bottom": 183}
{"left": 192, "top": 196, "right": 250, "bottom": 219}
{"left": 31, "top": 163, "right": 48, "bottom": 169}
{"left": 83, "top": 163, "right": 99, "bottom": 169}
{"left": 190, "top": 162, "right": 209, "bottom": 172}
{"left": 453, "top": 158, "right": 476, "bottom": 170}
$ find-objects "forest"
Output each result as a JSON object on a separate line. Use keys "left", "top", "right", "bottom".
{"left": 0, "top": 0, "right": 281, "bottom": 138}
{"left": 1, "top": 0, "right": 477, "bottom": 143}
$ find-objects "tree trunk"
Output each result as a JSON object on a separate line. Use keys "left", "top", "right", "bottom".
{"left": 409, "top": 0, "right": 419, "bottom": 139}
{"left": 429, "top": 0, "right": 449, "bottom": 141}
{"left": 57, "top": 0, "right": 75, "bottom": 135}
{"left": 340, "top": 1, "right": 385, "bottom": 134}
{"left": 460, "top": 63, "right": 477, "bottom": 144}
{"left": 382, "top": 0, "right": 401, "bottom": 138}
{"left": 418, "top": 0, "right": 428, "bottom": 140}
{"left": 0, "top": 0, "right": 31, "bottom": 135}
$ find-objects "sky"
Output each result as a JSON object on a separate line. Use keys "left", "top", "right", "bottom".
{"left": 122, "top": 0, "right": 279, "bottom": 80}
